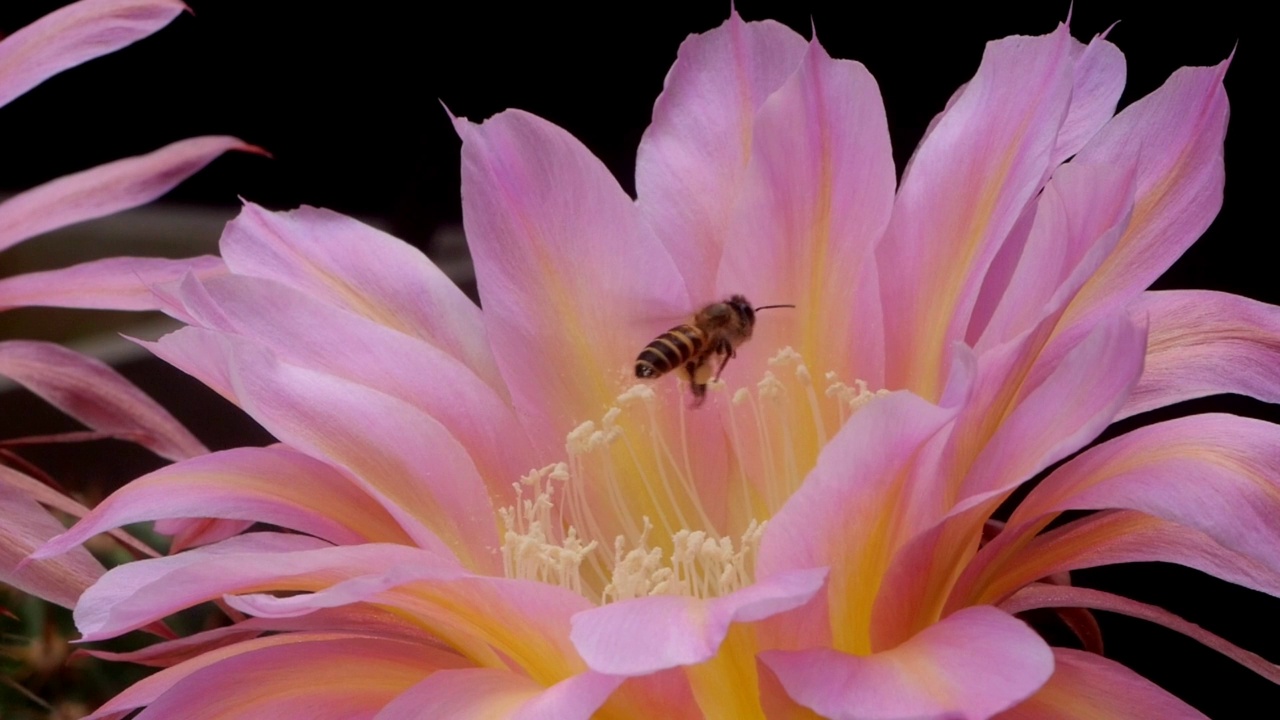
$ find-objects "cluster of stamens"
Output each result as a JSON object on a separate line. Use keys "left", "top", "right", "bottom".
{"left": 500, "top": 347, "right": 886, "bottom": 604}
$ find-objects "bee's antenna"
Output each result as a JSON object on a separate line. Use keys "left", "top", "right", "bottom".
{"left": 753, "top": 304, "right": 796, "bottom": 311}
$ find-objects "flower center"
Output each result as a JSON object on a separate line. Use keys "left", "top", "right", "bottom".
{"left": 499, "top": 347, "right": 886, "bottom": 603}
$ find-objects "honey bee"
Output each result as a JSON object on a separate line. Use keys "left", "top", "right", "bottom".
{"left": 634, "top": 295, "right": 794, "bottom": 405}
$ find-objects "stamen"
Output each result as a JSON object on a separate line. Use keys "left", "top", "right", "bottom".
{"left": 500, "top": 346, "right": 884, "bottom": 605}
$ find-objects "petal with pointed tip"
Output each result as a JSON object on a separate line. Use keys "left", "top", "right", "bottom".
{"left": 0, "top": 137, "right": 261, "bottom": 253}
{"left": 0, "top": 255, "right": 225, "bottom": 311}
{"left": 879, "top": 25, "right": 1075, "bottom": 399}
{"left": 456, "top": 108, "right": 688, "bottom": 447}
{"left": 222, "top": 340, "right": 498, "bottom": 569}
{"left": 0, "top": 479, "right": 102, "bottom": 608}
{"left": 957, "top": 511, "right": 1280, "bottom": 610}
{"left": 996, "top": 648, "right": 1207, "bottom": 720}
{"left": 0, "top": 0, "right": 187, "bottom": 110}
{"left": 1010, "top": 414, "right": 1280, "bottom": 577}
{"left": 636, "top": 12, "right": 807, "bottom": 300}
{"left": 31, "top": 446, "right": 412, "bottom": 561}
{"left": 718, "top": 37, "right": 894, "bottom": 390}
{"left": 1119, "top": 290, "right": 1280, "bottom": 419}
{"left": 219, "top": 202, "right": 504, "bottom": 395}
{"left": 1065, "top": 59, "right": 1229, "bottom": 328}
{"left": 1001, "top": 583, "right": 1280, "bottom": 683}
{"left": 74, "top": 535, "right": 429, "bottom": 641}
{"left": 0, "top": 340, "right": 205, "bottom": 461}
{"left": 166, "top": 273, "right": 533, "bottom": 502}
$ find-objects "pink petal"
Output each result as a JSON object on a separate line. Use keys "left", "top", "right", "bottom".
{"left": 73, "top": 534, "right": 433, "bottom": 641}
{"left": 717, "top": 36, "right": 895, "bottom": 389}
{"left": 0, "top": 0, "right": 186, "bottom": 110}
{"left": 878, "top": 25, "right": 1075, "bottom": 399}
{"left": 456, "top": 108, "right": 730, "bottom": 538}
{"left": 218, "top": 202, "right": 505, "bottom": 396}
{"left": 226, "top": 565, "right": 595, "bottom": 685}
{"left": 0, "top": 137, "right": 262, "bottom": 253}
{"left": 756, "top": 392, "right": 957, "bottom": 652}
{"left": 958, "top": 313, "right": 1145, "bottom": 502}
{"left": 636, "top": 12, "right": 807, "bottom": 301}
{"left": 956, "top": 510, "right": 1280, "bottom": 611}
{"left": 455, "top": 109, "right": 688, "bottom": 448}
{"left": 867, "top": 314, "right": 1144, "bottom": 648}
{"left": 1119, "top": 290, "right": 1280, "bottom": 419}
{"left": 973, "top": 162, "right": 1135, "bottom": 350}
{"left": 164, "top": 272, "right": 534, "bottom": 503}
{"left": 996, "top": 648, "right": 1207, "bottom": 720}
{"left": 760, "top": 606, "right": 1053, "bottom": 719}
{"left": 1050, "top": 34, "right": 1127, "bottom": 166}
{"left": 375, "top": 668, "right": 624, "bottom": 720}
{"left": 1064, "top": 59, "right": 1230, "bottom": 329}
{"left": 1001, "top": 583, "right": 1280, "bottom": 683}
{"left": 569, "top": 567, "right": 827, "bottom": 676}
{"left": 1009, "top": 414, "right": 1280, "bottom": 577}
{"left": 0, "top": 474, "right": 103, "bottom": 608}
{"left": 90, "top": 634, "right": 466, "bottom": 720}
{"left": 221, "top": 340, "right": 499, "bottom": 570}
{"left": 0, "top": 255, "right": 226, "bottom": 311}
{"left": 138, "top": 327, "right": 236, "bottom": 401}
{"left": 31, "top": 446, "right": 412, "bottom": 561}
{"left": 0, "top": 340, "right": 205, "bottom": 461}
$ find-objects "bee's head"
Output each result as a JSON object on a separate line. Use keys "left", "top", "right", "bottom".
{"left": 725, "top": 294, "right": 754, "bottom": 325}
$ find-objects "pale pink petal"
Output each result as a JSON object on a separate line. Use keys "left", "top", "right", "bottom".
{"left": 165, "top": 273, "right": 534, "bottom": 502}
{"left": 0, "top": 255, "right": 226, "bottom": 311}
{"left": 636, "top": 12, "right": 807, "bottom": 300}
{"left": 222, "top": 340, "right": 499, "bottom": 570}
{"left": 974, "top": 162, "right": 1135, "bottom": 350}
{"left": 159, "top": 517, "right": 253, "bottom": 553}
{"left": 958, "top": 313, "right": 1145, "bottom": 502}
{"left": 137, "top": 327, "right": 236, "bottom": 400}
{"left": 227, "top": 566, "right": 595, "bottom": 686}
{"left": 1050, "top": 34, "right": 1127, "bottom": 166}
{"left": 133, "top": 636, "right": 459, "bottom": 720}
{"left": 30, "top": 446, "right": 412, "bottom": 561}
{"left": 570, "top": 567, "right": 827, "bottom": 676}
{"left": 1009, "top": 414, "right": 1280, "bottom": 576}
{"left": 879, "top": 26, "right": 1075, "bottom": 399}
{"left": 756, "top": 392, "right": 957, "bottom": 651}
{"left": 1001, "top": 583, "right": 1280, "bottom": 683}
{"left": 0, "top": 479, "right": 103, "bottom": 608}
{"left": 218, "top": 203, "right": 504, "bottom": 396}
{"left": 717, "top": 37, "right": 895, "bottom": 389}
{"left": 867, "top": 313, "right": 1144, "bottom": 649}
{"left": 956, "top": 511, "right": 1280, "bottom": 610}
{"left": 0, "top": 137, "right": 262, "bottom": 253}
{"left": 456, "top": 109, "right": 688, "bottom": 445}
{"left": 85, "top": 634, "right": 466, "bottom": 720}
{"left": 0, "top": 340, "right": 205, "bottom": 461}
{"left": 376, "top": 668, "right": 625, "bottom": 720}
{"left": 457, "top": 108, "right": 729, "bottom": 538}
{"left": 996, "top": 648, "right": 1207, "bottom": 720}
{"left": 1064, "top": 59, "right": 1230, "bottom": 328}
{"left": 1119, "top": 290, "right": 1280, "bottom": 419}
{"left": 0, "top": 0, "right": 186, "bottom": 110}
{"left": 74, "top": 535, "right": 433, "bottom": 641}
{"left": 760, "top": 606, "right": 1053, "bottom": 719}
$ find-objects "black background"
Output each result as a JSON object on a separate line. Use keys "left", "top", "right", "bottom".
{"left": 1, "top": 1, "right": 1274, "bottom": 716}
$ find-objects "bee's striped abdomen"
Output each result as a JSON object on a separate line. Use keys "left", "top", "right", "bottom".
{"left": 635, "top": 325, "right": 706, "bottom": 378}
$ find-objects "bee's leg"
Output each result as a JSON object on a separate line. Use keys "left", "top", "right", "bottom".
{"left": 683, "top": 360, "right": 708, "bottom": 407}
{"left": 711, "top": 339, "right": 734, "bottom": 382}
